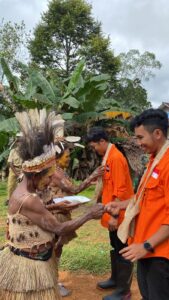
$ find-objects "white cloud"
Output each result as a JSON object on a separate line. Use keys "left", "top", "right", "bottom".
{"left": 90, "top": 0, "right": 169, "bottom": 107}
{"left": 0, "top": 0, "right": 168, "bottom": 107}
{"left": 0, "top": 0, "right": 48, "bottom": 29}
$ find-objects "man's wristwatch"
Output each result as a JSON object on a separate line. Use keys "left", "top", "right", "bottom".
{"left": 143, "top": 241, "right": 154, "bottom": 253}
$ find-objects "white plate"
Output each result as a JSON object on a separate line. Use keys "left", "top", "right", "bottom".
{"left": 53, "top": 195, "right": 91, "bottom": 204}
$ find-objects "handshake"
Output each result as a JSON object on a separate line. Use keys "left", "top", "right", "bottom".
{"left": 86, "top": 200, "right": 122, "bottom": 221}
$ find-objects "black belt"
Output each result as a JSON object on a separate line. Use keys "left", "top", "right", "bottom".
{"left": 9, "top": 246, "right": 53, "bottom": 261}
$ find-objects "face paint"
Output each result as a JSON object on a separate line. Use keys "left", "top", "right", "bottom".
{"left": 56, "top": 149, "right": 70, "bottom": 169}
{"left": 37, "top": 165, "right": 56, "bottom": 191}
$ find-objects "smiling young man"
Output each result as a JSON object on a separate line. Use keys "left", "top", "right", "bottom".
{"left": 109, "top": 109, "right": 169, "bottom": 300}
{"left": 86, "top": 127, "right": 134, "bottom": 300}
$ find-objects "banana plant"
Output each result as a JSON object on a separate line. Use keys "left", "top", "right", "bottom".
{"left": 1, "top": 57, "right": 126, "bottom": 121}
{"left": 61, "top": 61, "right": 113, "bottom": 124}
{"left": 0, "top": 57, "right": 132, "bottom": 168}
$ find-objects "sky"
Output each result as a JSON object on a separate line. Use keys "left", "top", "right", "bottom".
{"left": 0, "top": 0, "right": 169, "bottom": 107}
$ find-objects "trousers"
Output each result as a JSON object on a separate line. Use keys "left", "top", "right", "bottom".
{"left": 137, "top": 257, "right": 169, "bottom": 300}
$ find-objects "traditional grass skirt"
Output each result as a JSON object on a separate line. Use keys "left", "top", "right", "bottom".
{"left": 0, "top": 247, "right": 61, "bottom": 300}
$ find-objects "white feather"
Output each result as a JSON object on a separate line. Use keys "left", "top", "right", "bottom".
{"left": 15, "top": 112, "right": 32, "bottom": 135}
{"left": 28, "top": 109, "right": 40, "bottom": 128}
{"left": 65, "top": 136, "right": 81, "bottom": 142}
{"left": 39, "top": 108, "right": 47, "bottom": 127}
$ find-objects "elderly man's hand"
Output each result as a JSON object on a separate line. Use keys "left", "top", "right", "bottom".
{"left": 89, "top": 203, "right": 104, "bottom": 219}
{"left": 90, "top": 166, "right": 105, "bottom": 180}
{"left": 57, "top": 200, "right": 80, "bottom": 211}
{"left": 46, "top": 200, "right": 79, "bottom": 212}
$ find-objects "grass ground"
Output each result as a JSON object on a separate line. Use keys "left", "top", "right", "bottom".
{"left": 0, "top": 181, "right": 111, "bottom": 274}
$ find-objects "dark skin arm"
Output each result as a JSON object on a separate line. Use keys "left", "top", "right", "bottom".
{"left": 51, "top": 166, "right": 104, "bottom": 195}
{"left": 13, "top": 194, "right": 104, "bottom": 236}
{"left": 46, "top": 200, "right": 79, "bottom": 212}
{"left": 9, "top": 163, "right": 20, "bottom": 177}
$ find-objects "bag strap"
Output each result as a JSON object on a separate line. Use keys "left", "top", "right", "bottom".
{"left": 93, "top": 143, "right": 112, "bottom": 201}
{"left": 102, "top": 143, "right": 112, "bottom": 166}
{"left": 134, "top": 140, "right": 169, "bottom": 205}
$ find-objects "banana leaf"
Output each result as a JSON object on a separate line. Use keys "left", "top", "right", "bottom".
{"left": 61, "top": 96, "right": 80, "bottom": 109}
{"left": 66, "top": 59, "right": 85, "bottom": 94}
{"left": 1, "top": 58, "right": 19, "bottom": 92}
{"left": 74, "top": 111, "right": 102, "bottom": 123}
{"left": 62, "top": 112, "right": 74, "bottom": 120}
{"left": 0, "top": 117, "right": 19, "bottom": 133}
{"left": 0, "top": 132, "right": 9, "bottom": 151}
{"left": 0, "top": 148, "right": 10, "bottom": 163}
{"left": 29, "top": 70, "right": 56, "bottom": 103}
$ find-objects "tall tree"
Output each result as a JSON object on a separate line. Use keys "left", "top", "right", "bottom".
{"left": 118, "top": 49, "right": 162, "bottom": 81}
{"left": 29, "top": 0, "right": 120, "bottom": 81}
{"left": 114, "top": 49, "right": 162, "bottom": 112}
{"left": 114, "top": 78, "right": 151, "bottom": 113}
{"left": 0, "top": 19, "right": 30, "bottom": 80}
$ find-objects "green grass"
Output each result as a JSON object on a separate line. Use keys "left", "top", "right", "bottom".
{"left": 0, "top": 181, "right": 111, "bottom": 274}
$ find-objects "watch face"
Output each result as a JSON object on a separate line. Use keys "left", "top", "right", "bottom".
{"left": 144, "top": 242, "right": 150, "bottom": 249}
{"left": 144, "top": 242, "right": 154, "bottom": 253}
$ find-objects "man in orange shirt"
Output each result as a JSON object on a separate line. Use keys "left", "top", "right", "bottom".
{"left": 86, "top": 127, "right": 134, "bottom": 300}
{"left": 108, "top": 109, "right": 169, "bottom": 300}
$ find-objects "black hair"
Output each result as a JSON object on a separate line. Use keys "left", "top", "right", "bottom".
{"left": 85, "top": 127, "right": 109, "bottom": 143}
{"left": 130, "top": 109, "right": 168, "bottom": 137}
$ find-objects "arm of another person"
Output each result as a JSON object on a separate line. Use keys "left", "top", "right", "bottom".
{"left": 8, "top": 149, "right": 21, "bottom": 177}
{"left": 46, "top": 200, "right": 79, "bottom": 212}
{"left": 9, "top": 162, "right": 20, "bottom": 177}
{"left": 51, "top": 165, "right": 104, "bottom": 195}
{"left": 20, "top": 194, "right": 104, "bottom": 236}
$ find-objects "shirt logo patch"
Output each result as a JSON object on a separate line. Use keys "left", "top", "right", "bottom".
{"left": 151, "top": 168, "right": 159, "bottom": 179}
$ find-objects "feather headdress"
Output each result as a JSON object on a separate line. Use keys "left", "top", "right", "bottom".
{"left": 15, "top": 109, "right": 65, "bottom": 173}
{"left": 53, "top": 118, "right": 84, "bottom": 149}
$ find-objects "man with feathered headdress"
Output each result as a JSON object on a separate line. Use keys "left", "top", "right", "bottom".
{"left": 0, "top": 109, "right": 104, "bottom": 300}
{"left": 36, "top": 116, "right": 104, "bottom": 297}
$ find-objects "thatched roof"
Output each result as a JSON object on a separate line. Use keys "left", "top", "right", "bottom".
{"left": 115, "top": 137, "right": 145, "bottom": 174}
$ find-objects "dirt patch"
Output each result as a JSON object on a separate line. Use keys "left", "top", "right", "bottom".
{"left": 59, "top": 271, "right": 141, "bottom": 300}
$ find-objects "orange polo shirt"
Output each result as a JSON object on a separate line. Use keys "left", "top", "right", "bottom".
{"left": 101, "top": 144, "right": 134, "bottom": 228}
{"left": 131, "top": 148, "right": 169, "bottom": 259}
